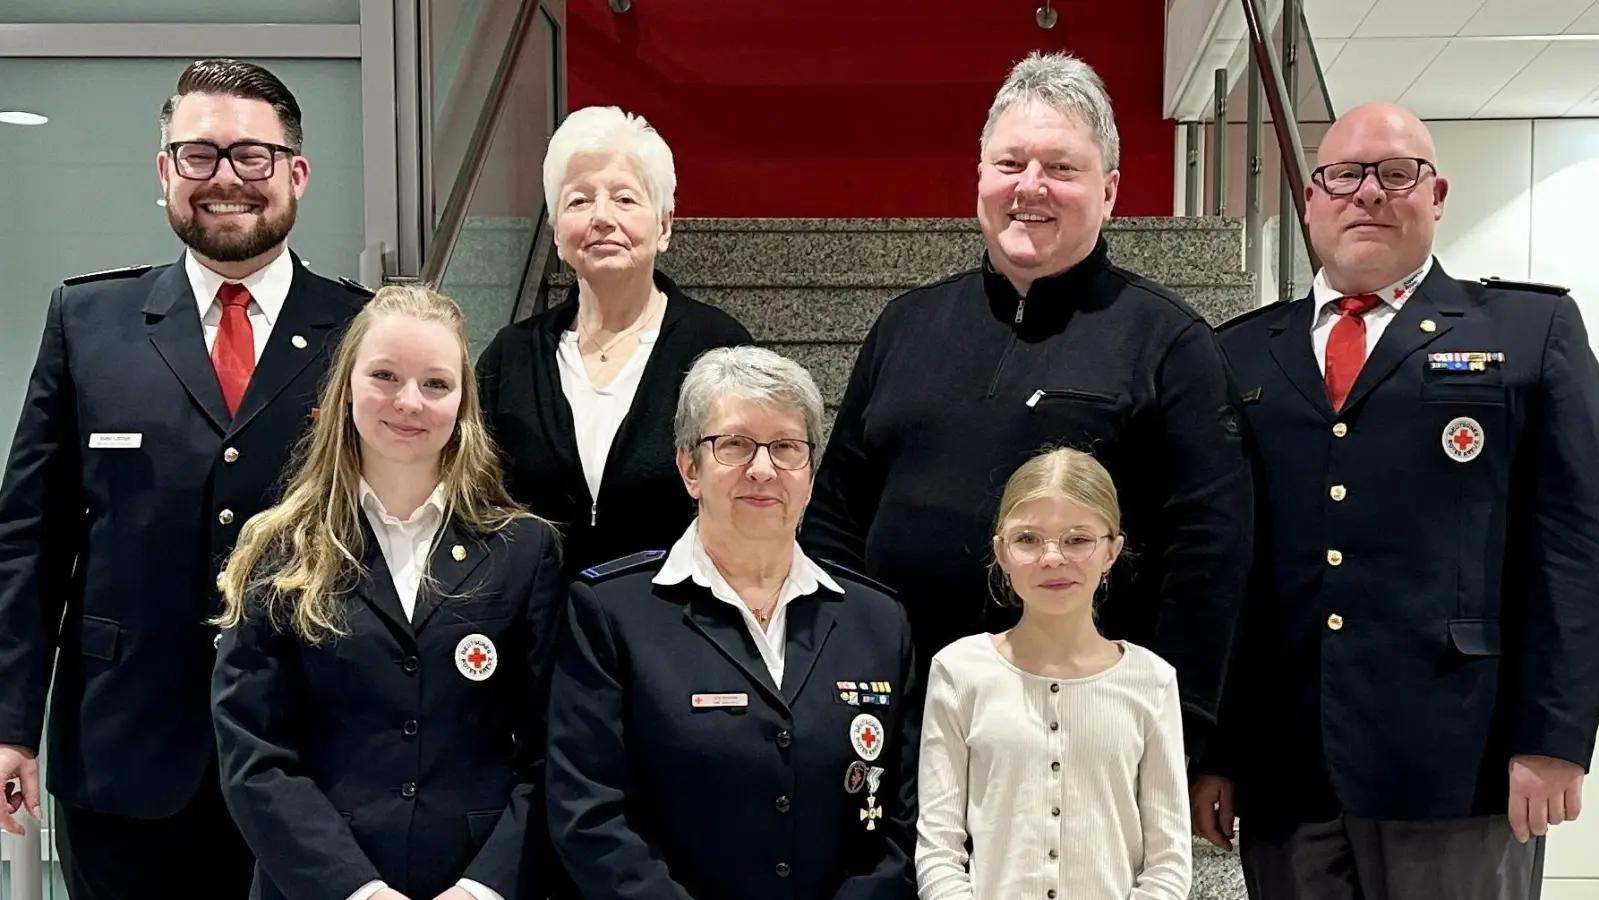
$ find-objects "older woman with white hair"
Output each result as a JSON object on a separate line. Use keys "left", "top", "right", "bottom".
{"left": 477, "top": 105, "right": 752, "bottom": 575}
{"left": 546, "top": 346, "right": 920, "bottom": 900}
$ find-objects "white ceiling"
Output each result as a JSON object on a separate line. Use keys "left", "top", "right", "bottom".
{"left": 1306, "top": 0, "right": 1599, "bottom": 118}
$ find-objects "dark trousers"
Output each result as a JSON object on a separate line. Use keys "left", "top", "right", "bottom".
{"left": 1241, "top": 814, "right": 1545, "bottom": 900}
{"left": 54, "top": 766, "right": 253, "bottom": 900}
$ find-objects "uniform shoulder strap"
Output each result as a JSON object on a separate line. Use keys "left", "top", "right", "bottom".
{"left": 1215, "top": 298, "right": 1289, "bottom": 333}
{"left": 62, "top": 264, "right": 152, "bottom": 286}
{"left": 1478, "top": 276, "right": 1569, "bottom": 296}
{"left": 579, "top": 549, "right": 668, "bottom": 583}
{"left": 813, "top": 558, "right": 897, "bottom": 597}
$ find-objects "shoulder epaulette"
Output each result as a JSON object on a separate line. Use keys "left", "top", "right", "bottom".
{"left": 813, "top": 558, "right": 897, "bottom": 597}
{"left": 579, "top": 549, "right": 667, "bottom": 582}
{"left": 62, "top": 264, "right": 151, "bottom": 286}
{"left": 1479, "top": 276, "right": 1569, "bottom": 296}
{"left": 338, "top": 276, "right": 375, "bottom": 298}
{"left": 1215, "top": 298, "right": 1289, "bottom": 332}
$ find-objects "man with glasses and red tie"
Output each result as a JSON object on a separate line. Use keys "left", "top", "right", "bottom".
{"left": 0, "top": 59, "right": 367, "bottom": 899}
{"left": 1192, "top": 101, "right": 1599, "bottom": 900}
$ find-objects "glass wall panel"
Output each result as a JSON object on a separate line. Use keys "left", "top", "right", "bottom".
{"left": 0, "top": 0, "right": 359, "bottom": 24}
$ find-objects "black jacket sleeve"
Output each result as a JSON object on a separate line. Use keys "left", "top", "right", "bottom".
{"left": 211, "top": 610, "right": 384, "bottom": 899}
{"left": 0, "top": 289, "right": 83, "bottom": 749}
{"left": 466, "top": 523, "right": 567, "bottom": 895}
{"left": 1512, "top": 295, "right": 1599, "bottom": 768}
{"left": 830, "top": 604, "right": 920, "bottom": 900}
{"left": 545, "top": 583, "right": 697, "bottom": 900}
{"left": 801, "top": 318, "right": 888, "bottom": 570}
{"left": 1149, "top": 320, "right": 1254, "bottom": 760}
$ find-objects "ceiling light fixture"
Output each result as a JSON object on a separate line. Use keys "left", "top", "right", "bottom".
{"left": 0, "top": 110, "right": 48, "bottom": 126}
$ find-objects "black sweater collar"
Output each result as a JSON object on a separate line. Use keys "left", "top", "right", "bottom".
{"left": 982, "top": 236, "right": 1109, "bottom": 335}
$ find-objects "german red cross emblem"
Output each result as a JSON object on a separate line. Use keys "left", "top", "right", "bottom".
{"left": 454, "top": 633, "right": 497, "bottom": 682}
{"left": 1442, "top": 417, "right": 1484, "bottom": 463}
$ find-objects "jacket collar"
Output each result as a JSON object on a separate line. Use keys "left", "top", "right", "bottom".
{"left": 981, "top": 236, "right": 1110, "bottom": 337}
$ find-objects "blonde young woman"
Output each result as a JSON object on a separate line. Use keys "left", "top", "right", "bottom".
{"left": 915, "top": 448, "right": 1191, "bottom": 900}
{"left": 211, "top": 285, "right": 564, "bottom": 900}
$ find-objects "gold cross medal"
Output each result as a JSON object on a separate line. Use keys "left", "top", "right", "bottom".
{"left": 860, "top": 795, "right": 883, "bottom": 830}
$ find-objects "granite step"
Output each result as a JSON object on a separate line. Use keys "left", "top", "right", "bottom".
{"left": 660, "top": 217, "right": 1246, "bottom": 288}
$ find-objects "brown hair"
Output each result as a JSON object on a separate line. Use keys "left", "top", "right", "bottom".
{"left": 160, "top": 58, "right": 304, "bottom": 151}
{"left": 215, "top": 284, "right": 535, "bottom": 642}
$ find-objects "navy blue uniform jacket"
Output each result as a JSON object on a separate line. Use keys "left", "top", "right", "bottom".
{"left": 1207, "top": 265, "right": 1599, "bottom": 822}
{"left": 545, "top": 552, "right": 920, "bottom": 900}
{"left": 0, "top": 254, "right": 365, "bottom": 817}
{"left": 211, "top": 515, "right": 564, "bottom": 900}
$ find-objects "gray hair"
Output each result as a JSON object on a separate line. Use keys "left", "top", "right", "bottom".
{"left": 542, "top": 105, "right": 677, "bottom": 216}
{"left": 980, "top": 51, "right": 1120, "bottom": 172}
{"left": 674, "top": 347, "right": 825, "bottom": 461}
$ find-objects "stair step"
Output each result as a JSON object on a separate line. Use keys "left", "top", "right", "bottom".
{"left": 691, "top": 279, "right": 1256, "bottom": 342}
{"left": 659, "top": 217, "right": 1245, "bottom": 287}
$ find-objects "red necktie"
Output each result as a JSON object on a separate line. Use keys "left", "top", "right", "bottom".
{"left": 212, "top": 283, "right": 255, "bottom": 415}
{"left": 1323, "top": 294, "right": 1384, "bottom": 412}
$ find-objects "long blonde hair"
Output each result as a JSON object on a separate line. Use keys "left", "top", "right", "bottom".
{"left": 216, "top": 284, "right": 534, "bottom": 642}
{"left": 988, "top": 447, "right": 1124, "bottom": 607}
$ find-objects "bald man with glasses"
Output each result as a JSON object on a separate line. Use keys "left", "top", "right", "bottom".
{"left": 1193, "top": 101, "right": 1599, "bottom": 900}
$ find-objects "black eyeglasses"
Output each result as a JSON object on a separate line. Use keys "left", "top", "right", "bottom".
{"left": 165, "top": 140, "right": 298, "bottom": 182}
{"left": 698, "top": 434, "right": 815, "bottom": 470}
{"left": 1312, "top": 157, "right": 1435, "bottom": 196}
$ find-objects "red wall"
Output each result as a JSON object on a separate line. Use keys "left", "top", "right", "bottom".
{"left": 567, "top": 0, "right": 1174, "bottom": 218}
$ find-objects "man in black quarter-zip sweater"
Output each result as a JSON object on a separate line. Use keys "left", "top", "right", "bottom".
{"left": 800, "top": 51, "right": 1253, "bottom": 759}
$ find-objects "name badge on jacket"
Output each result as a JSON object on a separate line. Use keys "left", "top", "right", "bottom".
{"left": 89, "top": 433, "right": 142, "bottom": 449}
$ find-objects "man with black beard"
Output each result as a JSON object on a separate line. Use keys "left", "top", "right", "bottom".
{"left": 0, "top": 59, "right": 368, "bottom": 899}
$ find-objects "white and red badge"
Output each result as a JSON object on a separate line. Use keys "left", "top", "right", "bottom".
{"left": 454, "top": 633, "right": 497, "bottom": 681}
{"left": 1442, "top": 417, "right": 1485, "bottom": 463}
{"left": 849, "top": 713, "right": 884, "bottom": 762}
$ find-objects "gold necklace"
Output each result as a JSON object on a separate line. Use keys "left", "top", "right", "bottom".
{"left": 578, "top": 293, "right": 659, "bottom": 362}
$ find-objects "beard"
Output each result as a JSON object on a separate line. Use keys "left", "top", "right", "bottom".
{"left": 167, "top": 189, "right": 298, "bottom": 263}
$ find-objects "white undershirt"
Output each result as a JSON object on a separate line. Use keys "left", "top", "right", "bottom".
{"left": 556, "top": 326, "right": 658, "bottom": 502}
{"left": 357, "top": 479, "right": 447, "bottom": 620}
{"left": 1310, "top": 257, "right": 1433, "bottom": 371}
{"left": 184, "top": 248, "right": 293, "bottom": 361}
{"left": 915, "top": 634, "right": 1192, "bottom": 900}
{"left": 350, "top": 482, "right": 502, "bottom": 900}
{"left": 652, "top": 520, "right": 841, "bottom": 685}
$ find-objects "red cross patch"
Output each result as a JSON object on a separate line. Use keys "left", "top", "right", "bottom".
{"left": 1442, "top": 417, "right": 1484, "bottom": 463}
{"left": 849, "top": 713, "right": 885, "bottom": 762}
{"left": 454, "top": 633, "right": 497, "bottom": 681}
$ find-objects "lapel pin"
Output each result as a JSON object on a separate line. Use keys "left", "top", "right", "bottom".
{"left": 291, "top": 335, "right": 308, "bottom": 349}
{"left": 451, "top": 544, "right": 466, "bottom": 562}
{"left": 1419, "top": 320, "right": 1437, "bottom": 333}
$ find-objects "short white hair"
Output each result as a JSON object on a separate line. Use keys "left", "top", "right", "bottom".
{"left": 981, "top": 52, "right": 1120, "bottom": 172}
{"left": 542, "top": 105, "right": 677, "bottom": 216}
{"left": 674, "top": 347, "right": 825, "bottom": 460}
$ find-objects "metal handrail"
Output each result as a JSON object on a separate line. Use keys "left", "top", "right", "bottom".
{"left": 1300, "top": 7, "right": 1336, "bottom": 119}
{"left": 420, "top": 0, "right": 542, "bottom": 286}
{"left": 1238, "top": 0, "right": 1320, "bottom": 272}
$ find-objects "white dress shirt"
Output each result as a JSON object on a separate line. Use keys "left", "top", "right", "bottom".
{"left": 349, "top": 481, "right": 503, "bottom": 900}
{"left": 915, "top": 635, "right": 1191, "bottom": 900}
{"left": 556, "top": 324, "right": 659, "bottom": 502}
{"left": 1310, "top": 257, "right": 1433, "bottom": 371}
{"left": 184, "top": 247, "right": 295, "bottom": 361}
{"left": 358, "top": 479, "right": 448, "bottom": 619}
{"left": 652, "top": 520, "right": 841, "bottom": 684}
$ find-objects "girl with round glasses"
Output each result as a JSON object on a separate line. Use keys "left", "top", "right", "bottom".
{"left": 914, "top": 447, "right": 1191, "bottom": 900}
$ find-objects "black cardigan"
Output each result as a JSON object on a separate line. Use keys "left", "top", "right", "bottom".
{"left": 477, "top": 270, "right": 753, "bottom": 575}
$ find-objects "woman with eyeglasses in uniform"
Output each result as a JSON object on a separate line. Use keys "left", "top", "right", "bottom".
{"left": 545, "top": 346, "right": 920, "bottom": 900}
